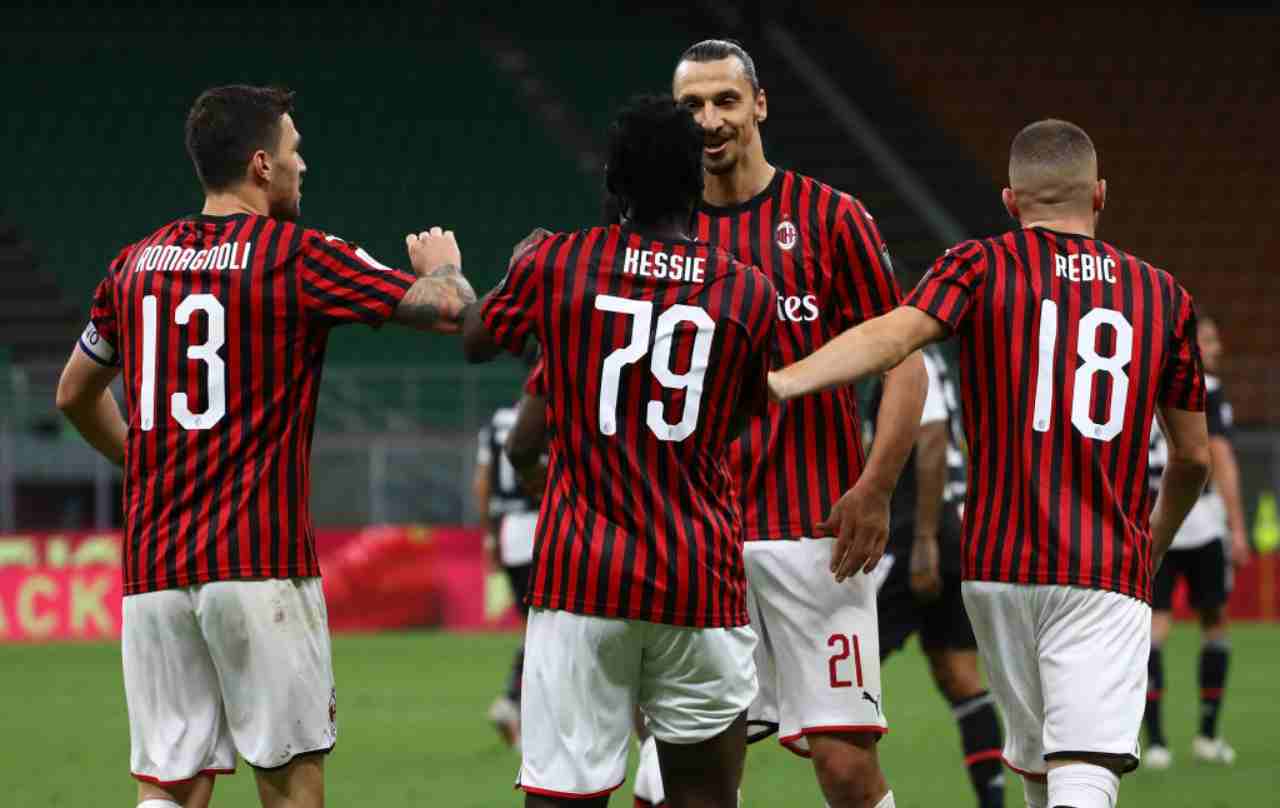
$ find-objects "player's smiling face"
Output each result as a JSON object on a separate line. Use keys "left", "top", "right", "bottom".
{"left": 266, "top": 113, "right": 306, "bottom": 221}
{"left": 673, "top": 57, "right": 766, "bottom": 176}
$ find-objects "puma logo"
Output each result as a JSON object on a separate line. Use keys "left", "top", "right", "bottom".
{"left": 862, "top": 691, "right": 881, "bottom": 716}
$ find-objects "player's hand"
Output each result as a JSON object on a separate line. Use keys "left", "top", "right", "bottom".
{"left": 818, "top": 480, "right": 891, "bottom": 583}
{"left": 510, "top": 227, "right": 552, "bottom": 268}
{"left": 406, "top": 227, "right": 462, "bottom": 277}
{"left": 909, "top": 533, "right": 943, "bottom": 601}
{"left": 1231, "top": 527, "right": 1252, "bottom": 569}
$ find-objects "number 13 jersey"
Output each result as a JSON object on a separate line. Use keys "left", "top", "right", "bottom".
{"left": 480, "top": 225, "right": 776, "bottom": 627}
{"left": 81, "top": 213, "right": 416, "bottom": 595}
{"left": 906, "top": 227, "right": 1206, "bottom": 601}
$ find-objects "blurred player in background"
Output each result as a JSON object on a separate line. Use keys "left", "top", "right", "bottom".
{"left": 54, "top": 85, "right": 475, "bottom": 808}
{"left": 768, "top": 119, "right": 1211, "bottom": 808}
{"left": 448, "top": 94, "right": 777, "bottom": 808}
{"left": 1143, "top": 313, "right": 1250, "bottom": 768}
{"left": 474, "top": 346, "right": 543, "bottom": 748}
{"left": 652, "top": 40, "right": 926, "bottom": 808}
{"left": 868, "top": 347, "right": 1004, "bottom": 808}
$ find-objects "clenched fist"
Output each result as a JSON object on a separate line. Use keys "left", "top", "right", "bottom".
{"left": 406, "top": 227, "right": 462, "bottom": 277}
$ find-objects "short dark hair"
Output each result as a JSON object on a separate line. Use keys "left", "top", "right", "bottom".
{"left": 604, "top": 94, "right": 704, "bottom": 225}
{"left": 1009, "top": 119, "right": 1096, "bottom": 178}
{"left": 185, "top": 85, "right": 295, "bottom": 191}
{"left": 676, "top": 39, "right": 760, "bottom": 93}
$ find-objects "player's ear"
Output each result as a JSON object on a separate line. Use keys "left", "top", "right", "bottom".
{"left": 1001, "top": 188, "right": 1019, "bottom": 222}
{"left": 249, "top": 149, "right": 272, "bottom": 186}
{"left": 1094, "top": 179, "right": 1107, "bottom": 213}
{"left": 755, "top": 88, "right": 767, "bottom": 124}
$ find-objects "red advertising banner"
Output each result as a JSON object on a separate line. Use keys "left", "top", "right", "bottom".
{"left": 0, "top": 527, "right": 521, "bottom": 643}
{"left": 4, "top": 529, "right": 1272, "bottom": 642}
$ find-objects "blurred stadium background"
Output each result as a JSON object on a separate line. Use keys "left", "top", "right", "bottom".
{"left": 1, "top": 2, "right": 1276, "bottom": 805}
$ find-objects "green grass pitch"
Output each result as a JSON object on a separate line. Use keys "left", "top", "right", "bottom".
{"left": 6, "top": 624, "right": 1275, "bottom": 806}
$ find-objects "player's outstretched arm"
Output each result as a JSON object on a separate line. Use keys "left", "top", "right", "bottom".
{"left": 55, "top": 346, "right": 126, "bottom": 467}
{"left": 769, "top": 306, "right": 946, "bottom": 402}
{"left": 393, "top": 229, "right": 477, "bottom": 333}
{"left": 821, "top": 350, "right": 927, "bottom": 582}
{"left": 1150, "top": 406, "right": 1211, "bottom": 566}
{"left": 505, "top": 392, "right": 548, "bottom": 500}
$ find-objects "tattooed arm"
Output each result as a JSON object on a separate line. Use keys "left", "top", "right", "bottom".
{"left": 393, "top": 229, "right": 477, "bottom": 333}
{"left": 392, "top": 264, "right": 476, "bottom": 333}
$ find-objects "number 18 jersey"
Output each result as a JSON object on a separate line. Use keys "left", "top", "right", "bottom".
{"left": 82, "top": 213, "right": 416, "bottom": 595}
{"left": 480, "top": 225, "right": 776, "bottom": 627}
{"left": 906, "top": 227, "right": 1205, "bottom": 601}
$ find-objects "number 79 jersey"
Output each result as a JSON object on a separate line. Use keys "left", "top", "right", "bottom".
{"left": 905, "top": 227, "right": 1205, "bottom": 601}
{"left": 480, "top": 225, "right": 776, "bottom": 627}
{"left": 82, "top": 213, "right": 416, "bottom": 595}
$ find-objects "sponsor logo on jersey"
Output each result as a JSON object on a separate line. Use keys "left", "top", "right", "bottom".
{"left": 775, "top": 294, "right": 819, "bottom": 322}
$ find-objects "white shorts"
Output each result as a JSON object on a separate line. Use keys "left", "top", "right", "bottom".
{"left": 499, "top": 510, "right": 537, "bottom": 567}
{"left": 518, "top": 607, "right": 757, "bottom": 798}
{"left": 123, "top": 578, "right": 337, "bottom": 784}
{"left": 744, "top": 538, "right": 887, "bottom": 756}
{"left": 962, "top": 581, "right": 1150, "bottom": 776}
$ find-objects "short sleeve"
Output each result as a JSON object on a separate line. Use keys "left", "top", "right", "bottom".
{"left": 905, "top": 241, "right": 988, "bottom": 332}
{"left": 1158, "top": 288, "right": 1206, "bottom": 411}
{"left": 919, "top": 351, "right": 948, "bottom": 426}
{"left": 480, "top": 235, "right": 553, "bottom": 355}
{"left": 78, "top": 247, "right": 130, "bottom": 367}
{"left": 298, "top": 230, "right": 416, "bottom": 325}
{"left": 829, "top": 198, "right": 903, "bottom": 330}
{"left": 476, "top": 425, "right": 493, "bottom": 465}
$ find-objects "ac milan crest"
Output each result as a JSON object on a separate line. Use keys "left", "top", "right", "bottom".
{"left": 775, "top": 219, "right": 798, "bottom": 251}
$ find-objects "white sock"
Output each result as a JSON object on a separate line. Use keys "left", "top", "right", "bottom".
{"left": 873, "top": 791, "right": 895, "bottom": 808}
{"left": 1023, "top": 776, "right": 1048, "bottom": 808}
{"left": 1047, "top": 763, "right": 1120, "bottom": 808}
{"left": 137, "top": 801, "right": 182, "bottom": 808}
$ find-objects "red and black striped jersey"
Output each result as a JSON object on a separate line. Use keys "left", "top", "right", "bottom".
{"left": 695, "top": 169, "right": 901, "bottom": 540}
{"left": 480, "top": 224, "right": 776, "bottom": 627}
{"left": 906, "top": 226, "right": 1206, "bottom": 601}
{"left": 81, "top": 212, "right": 415, "bottom": 595}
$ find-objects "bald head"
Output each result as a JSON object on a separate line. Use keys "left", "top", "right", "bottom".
{"left": 1006, "top": 119, "right": 1102, "bottom": 222}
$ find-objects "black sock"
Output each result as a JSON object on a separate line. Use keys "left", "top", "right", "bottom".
{"left": 505, "top": 645, "right": 525, "bottom": 703}
{"left": 952, "top": 691, "right": 1004, "bottom": 808}
{"left": 1199, "top": 640, "right": 1229, "bottom": 738}
{"left": 1145, "top": 646, "right": 1167, "bottom": 746}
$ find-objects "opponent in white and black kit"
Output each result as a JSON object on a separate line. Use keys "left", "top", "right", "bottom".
{"left": 1144, "top": 314, "right": 1250, "bottom": 768}
{"left": 474, "top": 359, "right": 543, "bottom": 747}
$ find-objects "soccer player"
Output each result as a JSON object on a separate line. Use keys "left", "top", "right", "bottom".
{"left": 768, "top": 119, "right": 1212, "bottom": 808}
{"left": 54, "top": 85, "right": 475, "bottom": 808}
{"left": 1143, "top": 313, "right": 1249, "bottom": 768}
{"left": 452, "top": 94, "right": 778, "bottom": 808}
{"left": 474, "top": 351, "right": 543, "bottom": 748}
{"left": 868, "top": 347, "right": 1005, "bottom": 808}
{"left": 662, "top": 40, "right": 927, "bottom": 808}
